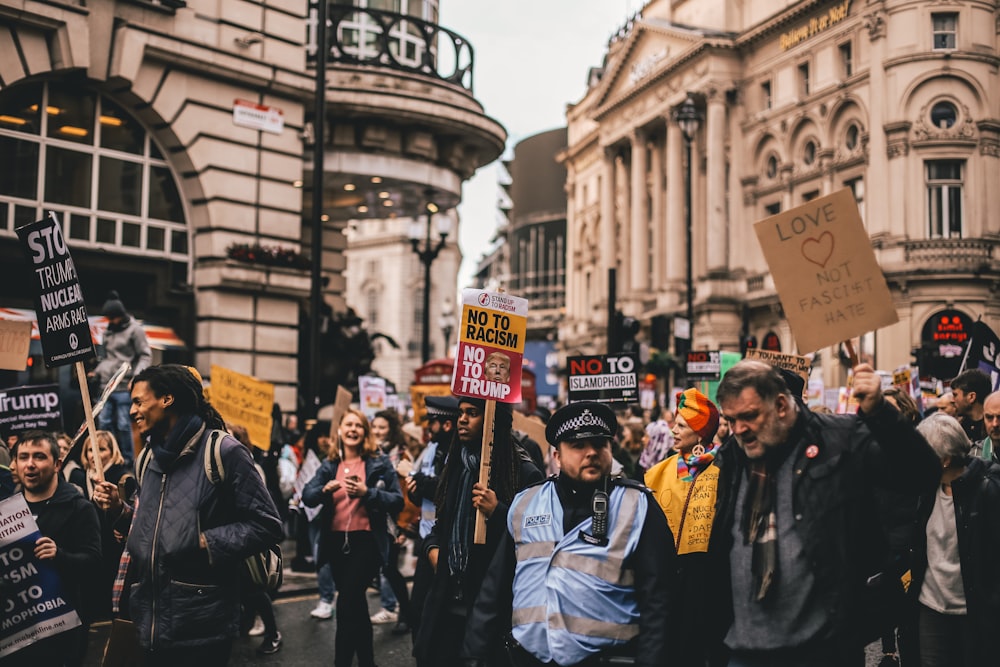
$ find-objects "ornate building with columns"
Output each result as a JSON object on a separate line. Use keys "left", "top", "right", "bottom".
{"left": 561, "top": 0, "right": 1000, "bottom": 387}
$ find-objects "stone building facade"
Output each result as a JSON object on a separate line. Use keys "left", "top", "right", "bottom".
{"left": 560, "top": 0, "right": 1000, "bottom": 387}
{"left": 0, "top": 0, "right": 502, "bottom": 412}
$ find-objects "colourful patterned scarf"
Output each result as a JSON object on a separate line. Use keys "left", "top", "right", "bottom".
{"left": 676, "top": 443, "right": 720, "bottom": 482}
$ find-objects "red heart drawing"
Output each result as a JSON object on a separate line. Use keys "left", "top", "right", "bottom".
{"left": 801, "top": 232, "right": 834, "bottom": 268}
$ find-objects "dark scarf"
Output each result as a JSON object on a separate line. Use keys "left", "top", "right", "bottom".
{"left": 148, "top": 413, "right": 204, "bottom": 469}
{"left": 448, "top": 444, "right": 480, "bottom": 576}
{"left": 739, "top": 415, "right": 803, "bottom": 602}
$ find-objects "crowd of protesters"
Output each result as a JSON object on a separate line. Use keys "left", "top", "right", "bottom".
{"left": 1, "top": 360, "right": 999, "bottom": 667}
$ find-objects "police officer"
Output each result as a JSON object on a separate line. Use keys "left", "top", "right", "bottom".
{"left": 462, "top": 402, "right": 675, "bottom": 667}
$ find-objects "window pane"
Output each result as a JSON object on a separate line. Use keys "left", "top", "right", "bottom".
{"left": 147, "top": 226, "right": 165, "bottom": 250}
{"left": 96, "top": 218, "right": 116, "bottom": 244}
{"left": 99, "top": 97, "right": 144, "bottom": 154}
{"left": 69, "top": 214, "right": 90, "bottom": 240}
{"left": 929, "top": 189, "right": 942, "bottom": 237}
{"left": 171, "top": 229, "right": 188, "bottom": 254}
{"left": 0, "top": 201, "right": 7, "bottom": 230}
{"left": 45, "top": 146, "right": 92, "bottom": 207}
{"left": 46, "top": 86, "right": 95, "bottom": 145}
{"left": 148, "top": 166, "right": 185, "bottom": 222}
{"left": 0, "top": 81, "right": 42, "bottom": 134}
{"left": 122, "top": 221, "right": 141, "bottom": 247}
{"left": 948, "top": 188, "right": 962, "bottom": 237}
{"left": 98, "top": 157, "right": 142, "bottom": 215}
{"left": 150, "top": 141, "right": 163, "bottom": 160}
{"left": 0, "top": 136, "right": 39, "bottom": 198}
{"left": 14, "top": 204, "right": 38, "bottom": 227}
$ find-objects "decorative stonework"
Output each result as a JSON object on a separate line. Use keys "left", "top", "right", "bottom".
{"left": 981, "top": 139, "right": 1000, "bottom": 157}
{"left": 887, "top": 140, "right": 909, "bottom": 159}
{"left": 864, "top": 10, "right": 887, "bottom": 41}
{"left": 913, "top": 102, "right": 977, "bottom": 142}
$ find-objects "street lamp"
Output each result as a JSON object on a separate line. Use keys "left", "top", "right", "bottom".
{"left": 673, "top": 93, "right": 702, "bottom": 353}
{"left": 409, "top": 202, "right": 452, "bottom": 364}
{"left": 439, "top": 298, "right": 455, "bottom": 356}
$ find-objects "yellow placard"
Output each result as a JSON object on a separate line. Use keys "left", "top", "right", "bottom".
{"left": 209, "top": 364, "right": 274, "bottom": 450}
{"left": 0, "top": 320, "right": 31, "bottom": 371}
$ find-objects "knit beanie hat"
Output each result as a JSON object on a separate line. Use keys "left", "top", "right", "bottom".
{"left": 676, "top": 388, "right": 720, "bottom": 442}
{"left": 101, "top": 291, "right": 127, "bottom": 319}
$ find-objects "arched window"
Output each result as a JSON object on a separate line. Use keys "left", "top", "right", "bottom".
{"left": 766, "top": 155, "right": 779, "bottom": 179}
{"left": 845, "top": 123, "right": 860, "bottom": 151}
{"left": 0, "top": 80, "right": 188, "bottom": 261}
{"left": 803, "top": 139, "right": 817, "bottom": 166}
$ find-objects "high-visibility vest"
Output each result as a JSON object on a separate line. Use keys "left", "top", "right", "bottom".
{"left": 508, "top": 481, "right": 646, "bottom": 666}
{"left": 417, "top": 441, "right": 439, "bottom": 538}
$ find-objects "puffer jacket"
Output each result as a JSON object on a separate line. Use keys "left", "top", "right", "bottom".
{"left": 301, "top": 453, "right": 403, "bottom": 566}
{"left": 93, "top": 315, "right": 151, "bottom": 385}
{"left": 126, "top": 424, "right": 283, "bottom": 650}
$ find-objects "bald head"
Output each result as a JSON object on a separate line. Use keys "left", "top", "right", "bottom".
{"left": 983, "top": 391, "right": 1000, "bottom": 442}
{"left": 937, "top": 392, "right": 956, "bottom": 417}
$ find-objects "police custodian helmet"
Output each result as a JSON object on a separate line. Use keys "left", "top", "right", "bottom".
{"left": 545, "top": 402, "right": 618, "bottom": 446}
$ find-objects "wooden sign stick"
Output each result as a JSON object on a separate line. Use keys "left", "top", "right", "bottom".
{"left": 473, "top": 399, "right": 497, "bottom": 544}
{"left": 74, "top": 361, "right": 104, "bottom": 483}
{"left": 843, "top": 338, "right": 859, "bottom": 368}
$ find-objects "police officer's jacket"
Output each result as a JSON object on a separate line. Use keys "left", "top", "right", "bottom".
{"left": 462, "top": 474, "right": 676, "bottom": 667}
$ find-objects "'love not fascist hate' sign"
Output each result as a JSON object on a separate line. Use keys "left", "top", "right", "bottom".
{"left": 754, "top": 188, "right": 898, "bottom": 353}
{"left": 15, "top": 213, "right": 95, "bottom": 367}
{"left": 451, "top": 289, "right": 528, "bottom": 404}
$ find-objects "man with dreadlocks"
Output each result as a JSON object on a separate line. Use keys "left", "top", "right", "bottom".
{"left": 93, "top": 364, "right": 282, "bottom": 666}
{"left": 414, "top": 395, "right": 543, "bottom": 666}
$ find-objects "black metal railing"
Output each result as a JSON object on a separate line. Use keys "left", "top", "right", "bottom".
{"left": 308, "top": 6, "right": 475, "bottom": 93}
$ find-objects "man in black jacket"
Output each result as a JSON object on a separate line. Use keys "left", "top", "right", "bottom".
{"left": 711, "top": 361, "right": 940, "bottom": 667}
{"left": 413, "top": 396, "right": 543, "bottom": 666}
{"left": 7, "top": 431, "right": 101, "bottom": 667}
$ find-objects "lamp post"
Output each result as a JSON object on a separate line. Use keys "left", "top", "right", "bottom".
{"left": 673, "top": 94, "right": 702, "bottom": 351}
{"left": 439, "top": 298, "right": 455, "bottom": 357}
{"left": 409, "top": 203, "right": 452, "bottom": 364}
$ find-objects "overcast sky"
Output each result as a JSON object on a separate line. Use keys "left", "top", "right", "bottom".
{"left": 438, "top": 1, "right": 637, "bottom": 289}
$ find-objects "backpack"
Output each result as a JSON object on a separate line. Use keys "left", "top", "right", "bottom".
{"left": 136, "top": 429, "right": 283, "bottom": 593}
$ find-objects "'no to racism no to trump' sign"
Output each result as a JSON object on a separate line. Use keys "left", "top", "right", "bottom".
{"left": 15, "top": 213, "right": 95, "bottom": 367}
{"left": 754, "top": 188, "right": 898, "bottom": 353}
{"left": 451, "top": 289, "right": 528, "bottom": 404}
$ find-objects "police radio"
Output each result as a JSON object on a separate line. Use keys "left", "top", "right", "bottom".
{"left": 591, "top": 490, "right": 609, "bottom": 539}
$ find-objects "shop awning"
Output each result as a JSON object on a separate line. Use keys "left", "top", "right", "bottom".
{"left": 0, "top": 307, "right": 187, "bottom": 350}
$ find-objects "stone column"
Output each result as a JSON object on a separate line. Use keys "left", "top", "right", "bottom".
{"left": 649, "top": 129, "right": 665, "bottom": 289}
{"left": 600, "top": 147, "right": 617, "bottom": 304}
{"left": 706, "top": 89, "right": 727, "bottom": 272}
{"left": 666, "top": 122, "right": 685, "bottom": 286}
{"left": 630, "top": 129, "right": 649, "bottom": 292}
{"left": 615, "top": 152, "right": 631, "bottom": 293}
{"left": 865, "top": 9, "right": 889, "bottom": 236}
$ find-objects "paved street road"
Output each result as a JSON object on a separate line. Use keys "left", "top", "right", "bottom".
{"left": 80, "top": 586, "right": 893, "bottom": 666}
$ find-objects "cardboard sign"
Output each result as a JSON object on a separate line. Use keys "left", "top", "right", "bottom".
{"left": 0, "top": 384, "right": 62, "bottom": 435}
{"left": 328, "top": 385, "right": 353, "bottom": 439}
{"left": 745, "top": 348, "right": 811, "bottom": 389}
{"left": 754, "top": 188, "right": 898, "bottom": 353}
{"left": 15, "top": 214, "right": 96, "bottom": 367}
{"left": 451, "top": 289, "right": 528, "bottom": 404}
{"left": 0, "top": 320, "right": 31, "bottom": 371}
{"left": 567, "top": 354, "right": 638, "bottom": 404}
{"left": 208, "top": 365, "right": 274, "bottom": 450}
{"left": 686, "top": 350, "right": 722, "bottom": 380}
{"left": 410, "top": 383, "right": 454, "bottom": 426}
{"left": 0, "top": 495, "right": 82, "bottom": 658}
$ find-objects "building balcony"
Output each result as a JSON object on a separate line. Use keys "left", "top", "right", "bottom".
{"left": 305, "top": 6, "right": 506, "bottom": 225}
{"left": 902, "top": 238, "right": 997, "bottom": 269}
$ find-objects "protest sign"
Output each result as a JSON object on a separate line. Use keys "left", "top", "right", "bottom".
{"left": 754, "top": 188, "right": 898, "bottom": 353}
{"left": 451, "top": 289, "right": 528, "bottom": 404}
{"left": 293, "top": 450, "right": 322, "bottom": 522}
{"left": 0, "top": 384, "right": 62, "bottom": 435}
{"left": 359, "top": 376, "right": 387, "bottom": 419}
{"left": 745, "top": 348, "right": 812, "bottom": 389}
{"left": 0, "top": 320, "right": 31, "bottom": 371}
{"left": 410, "top": 384, "right": 453, "bottom": 426}
{"left": 964, "top": 320, "right": 1000, "bottom": 390}
{"left": 686, "top": 350, "right": 722, "bottom": 381}
{"left": 0, "top": 495, "right": 81, "bottom": 659}
{"left": 567, "top": 354, "right": 638, "bottom": 404}
{"left": 328, "top": 386, "right": 353, "bottom": 439}
{"left": 15, "top": 214, "right": 95, "bottom": 367}
{"left": 208, "top": 365, "right": 274, "bottom": 450}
